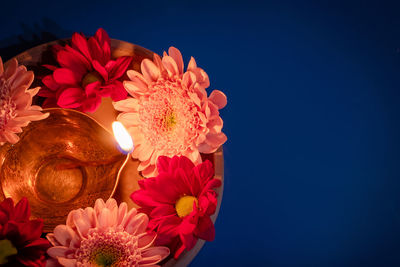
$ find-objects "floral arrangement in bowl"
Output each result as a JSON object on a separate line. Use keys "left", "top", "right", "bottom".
{"left": 0, "top": 28, "right": 227, "bottom": 266}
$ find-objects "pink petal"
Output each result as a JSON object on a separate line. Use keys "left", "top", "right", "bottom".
{"left": 124, "top": 213, "right": 149, "bottom": 235}
{"left": 3, "top": 130, "right": 19, "bottom": 144}
{"left": 113, "top": 98, "right": 138, "bottom": 112}
{"left": 47, "top": 246, "right": 70, "bottom": 258}
{"left": 53, "top": 225, "right": 76, "bottom": 246}
{"left": 209, "top": 90, "right": 227, "bottom": 109}
{"left": 11, "top": 70, "right": 33, "bottom": 89}
{"left": 57, "top": 258, "right": 77, "bottom": 267}
{"left": 141, "top": 59, "right": 160, "bottom": 83}
{"left": 207, "top": 116, "right": 223, "bottom": 134}
{"left": 206, "top": 132, "right": 227, "bottom": 147}
{"left": 4, "top": 58, "right": 17, "bottom": 80}
{"left": 124, "top": 80, "right": 148, "bottom": 96}
{"left": 138, "top": 232, "right": 157, "bottom": 249}
{"left": 182, "top": 71, "right": 197, "bottom": 89}
{"left": 168, "top": 47, "right": 184, "bottom": 74}
{"left": 187, "top": 56, "right": 197, "bottom": 71}
{"left": 162, "top": 55, "right": 179, "bottom": 77}
{"left": 140, "top": 247, "right": 170, "bottom": 265}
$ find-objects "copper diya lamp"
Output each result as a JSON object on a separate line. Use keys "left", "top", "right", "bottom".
{"left": 0, "top": 108, "right": 131, "bottom": 232}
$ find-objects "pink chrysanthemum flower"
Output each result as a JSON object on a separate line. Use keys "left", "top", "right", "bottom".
{"left": 46, "top": 198, "right": 169, "bottom": 267}
{"left": 0, "top": 57, "right": 49, "bottom": 145}
{"left": 113, "top": 47, "right": 227, "bottom": 177}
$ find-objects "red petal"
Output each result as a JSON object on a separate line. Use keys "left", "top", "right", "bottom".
{"left": 94, "top": 28, "right": 111, "bottom": 63}
{"left": 92, "top": 60, "right": 108, "bottom": 81}
{"left": 150, "top": 204, "right": 176, "bottom": 218}
{"left": 42, "top": 75, "right": 59, "bottom": 91}
{"left": 195, "top": 216, "right": 215, "bottom": 241}
{"left": 42, "top": 64, "right": 58, "bottom": 71}
{"left": 157, "top": 156, "right": 172, "bottom": 173}
{"left": 84, "top": 81, "right": 101, "bottom": 96}
{"left": 42, "top": 97, "right": 58, "bottom": 108}
{"left": 108, "top": 56, "right": 132, "bottom": 80}
{"left": 65, "top": 45, "right": 92, "bottom": 70}
{"left": 13, "top": 197, "right": 30, "bottom": 222}
{"left": 53, "top": 68, "right": 79, "bottom": 85}
{"left": 71, "top": 32, "right": 92, "bottom": 61}
{"left": 81, "top": 95, "right": 102, "bottom": 113}
{"left": 109, "top": 80, "right": 128, "bottom": 101}
{"left": 88, "top": 37, "right": 105, "bottom": 65}
{"left": 0, "top": 198, "right": 14, "bottom": 219}
{"left": 57, "top": 50, "right": 87, "bottom": 79}
{"left": 57, "top": 87, "right": 85, "bottom": 108}
{"left": 174, "top": 243, "right": 186, "bottom": 259}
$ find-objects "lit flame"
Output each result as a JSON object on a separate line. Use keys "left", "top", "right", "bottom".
{"left": 112, "top": 121, "right": 134, "bottom": 154}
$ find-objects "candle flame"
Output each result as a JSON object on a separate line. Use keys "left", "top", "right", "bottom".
{"left": 112, "top": 121, "right": 134, "bottom": 154}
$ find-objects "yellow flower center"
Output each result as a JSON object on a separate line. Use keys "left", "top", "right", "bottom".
{"left": 163, "top": 111, "right": 177, "bottom": 130}
{"left": 175, "top": 196, "right": 198, "bottom": 218}
{"left": 0, "top": 239, "right": 17, "bottom": 264}
{"left": 82, "top": 71, "right": 103, "bottom": 87}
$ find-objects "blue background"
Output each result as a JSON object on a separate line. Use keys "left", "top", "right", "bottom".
{"left": 2, "top": 0, "right": 400, "bottom": 266}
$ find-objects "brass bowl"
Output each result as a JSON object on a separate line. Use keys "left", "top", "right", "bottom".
{"left": 8, "top": 40, "right": 224, "bottom": 266}
{"left": 0, "top": 108, "right": 127, "bottom": 232}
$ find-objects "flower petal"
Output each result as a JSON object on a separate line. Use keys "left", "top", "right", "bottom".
{"left": 168, "top": 47, "right": 184, "bottom": 74}
{"left": 53, "top": 68, "right": 79, "bottom": 85}
{"left": 141, "top": 58, "right": 160, "bottom": 83}
{"left": 57, "top": 87, "right": 85, "bottom": 108}
{"left": 209, "top": 90, "right": 227, "bottom": 109}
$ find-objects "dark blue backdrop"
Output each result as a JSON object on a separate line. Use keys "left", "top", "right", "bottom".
{"left": 2, "top": 0, "right": 400, "bottom": 266}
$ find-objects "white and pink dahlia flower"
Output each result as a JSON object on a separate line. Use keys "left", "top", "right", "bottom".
{"left": 46, "top": 198, "right": 169, "bottom": 267}
{"left": 113, "top": 47, "right": 227, "bottom": 177}
{"left": 0, "top": 57, "right": 49, "bottom": 145}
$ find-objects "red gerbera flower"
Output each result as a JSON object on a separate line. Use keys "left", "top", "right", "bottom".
{"left": 38, "top": 28, "right": 132, "bottom": 112}
{"left": 131, "top": 155, "right": 221, "bottom": 259}
{"left": 0, "top": 197, "right": 50, "bottom": 266}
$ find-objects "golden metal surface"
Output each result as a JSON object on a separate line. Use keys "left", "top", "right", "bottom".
{"left": 0, "top": 108, "right": 126, "bottom": 232}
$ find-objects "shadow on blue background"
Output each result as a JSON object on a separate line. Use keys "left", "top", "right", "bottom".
{"left": 2, "top": 0, "right": 400, "bottom": 266}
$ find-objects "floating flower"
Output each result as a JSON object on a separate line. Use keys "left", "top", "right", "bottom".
{"left": 39, "top": 28, "right": 132, "bottom": 113}
{"left": 46, "top": 198, "right": 169, "bottom": 267}
{"left": 0, "top": 57, "right": 49, "bottom": 145}
{"left": 131, "top": 156, "right": 221, "bottom": 259}
{"left": 113, "top": 47, "right": 227, "bottom": 177}
{"left": 0, "top": 197, "right": 50, "bottom": 266}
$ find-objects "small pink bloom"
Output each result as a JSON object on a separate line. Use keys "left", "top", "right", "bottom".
{"left": 131, "top": 156, "right": 221, "bottom": 259}
{"left": 39, "top": 28, "right": 132, "bottom": 113}
{"left": 0, "top": 57, "right": 49, "bottom": 145}
{"left": 46, "top": 198, "right": 169, "bottom": 267}
{"left": 113, "top": 47, "right": 227, "bottom": 177}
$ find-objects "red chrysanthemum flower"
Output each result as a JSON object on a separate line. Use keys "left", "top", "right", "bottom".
{"left": 0, "top": 197, "right": 50, "bottom": 266}
{"left": 38, "top": 28, "right": 132, "bottom": 112}
{"left": 131, "top": 156, "right": 221, "bottom": 259}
